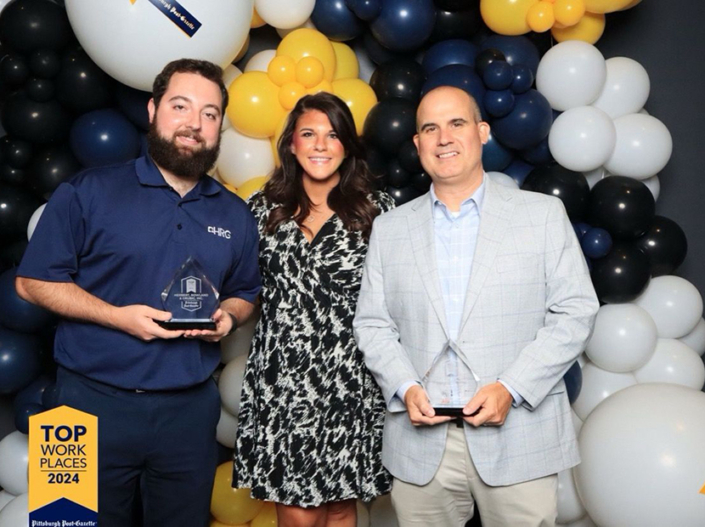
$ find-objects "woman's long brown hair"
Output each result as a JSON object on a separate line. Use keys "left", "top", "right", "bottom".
{"left": 263, "top": 92, "right": 380, "bottom": 239}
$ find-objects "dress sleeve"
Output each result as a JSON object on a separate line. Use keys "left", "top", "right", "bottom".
{"left": 246, "top": 191, "right": 270, "bottom": 237}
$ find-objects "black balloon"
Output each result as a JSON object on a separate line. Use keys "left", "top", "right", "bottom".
{"left": 26, "top": 77, "right": 56, "bottom": 102}
{"left": 410, "top": 171, "right": 432, "bottom": 192}
{"left": 0, "top": 239, "right": 28, "bottom": 272}
{"left": 563, "top": 361, "right": 582, "bottom": 404}
{"left": 591, "top": 242, "right": 651, "bottom": 304}
{"left": 56, "top": 47, "right": 114, "bottom": 114}
{"left": 28, "top": 143, "right": 80, "bottom": 196}
{"left": 398, "top": 139, "right": 423, "bottom": 173}
{"left": 115, "top": 82, "right": 151, "bottom": 131}
{"left": 386, "top": 158, "right": 412, "bottom": 187}
{"left": 0, "top": 184, "right": 42, "bottom": 242}
{"left": 365, "top": 142, "right": 388, "bottom": 179}
{"left": 429, "top": 7, "right": 483, "bottom": 43}
{"left": 0, "top": 54, "right": 30, "bottom": 87}
{"left": 362, "top": 31, "right": 413, "bottom": 65}
{"left": 363, "top": 98, "right": 417, "bottom": 156}
{"left": 0, "top": 0, "right": 73, "bottom": 53}
{"left": 1, "top": 91, "right": 72, "bottom": 144}
{"left": 434, "top": 0, "right": 478, "bottom": 10}
{"left": 589, "top": 176, "right": 655, "bottom": 240}
{"left": 29, "top": 49, "right": 61, "bottom": 78}
{"left": 522, "top": 164, "right": 590, "bottom": 222}
{"left": 1, "top": 136, "right": 33, "bottom": 169}
{"left": 370, "top": 58, "right": 426, "bottom": 102}
{"left": 387, "top": 184, "right": 421, "bottom": 205}
{"left": 0, "top": 164, "right": 26, "bottom": 185}
{"left": 634, "top": 215, "right": 688, "bottom": 277}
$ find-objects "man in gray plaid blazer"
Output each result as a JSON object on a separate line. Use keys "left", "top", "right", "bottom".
{"left": 354, "top": 86, "right": 598, "bottom": 526}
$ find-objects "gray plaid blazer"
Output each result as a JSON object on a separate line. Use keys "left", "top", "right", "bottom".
{"left": 353, "top": 178, "right": 599, "bottom": 487}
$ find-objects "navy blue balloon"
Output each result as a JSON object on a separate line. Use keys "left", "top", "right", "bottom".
{"left": 482, "top": 60, "right": 513, "bottom": 91}
{"left": 346, "top": 0, "right": 381, "bottom": 21}
{"left": 511, "top": 63, "right": 534, "bottom": 94}
{"left": 362, "top": 31, "right": 412, "bottom": 65}
{"left": 41, "top": 381, "right": 59, "bottom": 409}
{"left": 491, "top": 89, "right": 552, "bottom": 150}
{"left": 312, "top": 0, "right": 365, "bottom": 41}
{"left": 573, "top": 222, "right": 591, "bottom": 241}
{"left": 370, "top": 0, "right": 435, "bottom": 52}
{"left": 484, "top": 89, "right": 515, "bottom": 118}
{"left": 115, "top": 83, "right": 151, "bottom": 131}
{"left": 13, "top": 374, "right": 53, "bottom": 410}
{"left": 581, "top": 227, "right": 613, "bottom": 259}
{"left": 14, "top": 402, "right": 44, "bottom": 434}
{"left": 480, "top": 35, "right": 541, "bottom": 77}
{"left": 503, "top": 158, "right": 534, "bottom": 187}
{"left": 563, "top": 361, "right": 582, "bottom": 404}
{"left": 520, "top": 136, "right": 554, "bottom": 165}
{"left": 482, "top": 131, "right": 513, "bottom": 172}
{"left": 422, "top": 39, "right": 477, "bottom": 76}
{"left": 0, "top": 268, "right": 56, "bottom": 333}
{"left": 0, "top": 327, "right": 43, "bottom": 394}
{"left": 422, "top": 65, "right": 486, "bottom": 118}
{"left": 69, "top": 109, "right": 141, "bottom": 168}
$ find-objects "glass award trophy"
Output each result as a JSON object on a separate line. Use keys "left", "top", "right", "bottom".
{"left": 426, "top": 343, "right": 479, "bottom": 418}
{"left": 157, "top": 257, "right": 219, "bottom": 330}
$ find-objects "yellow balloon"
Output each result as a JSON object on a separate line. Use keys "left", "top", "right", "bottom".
{"left": 228, "top": 72, "right": 287, "bottom": 139}
{"left": 295, "top": 56, "right": 325, "bottom": 88}
{"left": 527, "top": 1, "right": 555, "bottom": 33}
{"left": 211, "top": 521, "right": 248, "bottom": 527}
{"left": 332, "top": 79, "right": 377, "bottom": 136}
{"left": 551, "top": 11, "right": 606, "bottom": 43}
{"left": 267, "top": 56, "right": 297, "bottom": 87}
{"left": 222, "top": 182, "right": 237, "bottom": 194}
{"left": 271, "top": 114, "right": 289, "bottom": 168}
{"left": 480, "top": 0, "right": 539, "bottom": 35}
{"left": 236, "top": 176, "right": 270, "bottom": 200}
{"left": 553, "top": 0, "right": 586, "bottom": 26}
{"left": 584, "top": 0, "right": 632, "bottom": 13}
{"left": 211, "top": 463, "right": 264, "bottom": 524}
{"left": 278, "top": 81, "right": 307, "bottom": 110}
{"left": 618, "top": 0, "right": 641, "bottom": 10}
{"left": 277, "top": 29, "right": 337, "bottom": 82}
{"left": 251, "top": 503, "right": 277, "bottom": 527}
{"left": 305, "top": 79, "right": 333, "bottom": 95}
{"left": 251, "top": 7, "right": 266, "bottom": 28}
{"left": 331, "top": 42, "right": 359, "bottom": 80}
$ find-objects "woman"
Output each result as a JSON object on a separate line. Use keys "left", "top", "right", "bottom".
{"left": 233, "top": 92, "right": 395, "bottom": 526}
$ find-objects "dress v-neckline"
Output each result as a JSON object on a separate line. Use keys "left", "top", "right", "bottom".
{"left": 297, "top": 213, "right": 337, "bottom": 246}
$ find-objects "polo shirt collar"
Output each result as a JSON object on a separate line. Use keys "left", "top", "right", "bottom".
{"left": 136, "top": 155, "right": 221, "bottom": 197}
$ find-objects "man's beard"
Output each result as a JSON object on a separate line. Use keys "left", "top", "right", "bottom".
{"left": 147, "top": 121, "right": 221, "bottom": 181}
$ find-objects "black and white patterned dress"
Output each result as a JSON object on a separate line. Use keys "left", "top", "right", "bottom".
{"left": 232, "top": 190, "right": 395, "bottom": 507}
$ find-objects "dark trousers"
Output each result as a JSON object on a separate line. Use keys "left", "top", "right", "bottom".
{"left": 55, "top": 367, "right": 220, "bottom": 527}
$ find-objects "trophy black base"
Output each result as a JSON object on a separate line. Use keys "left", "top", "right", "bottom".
{"left": 156, "top": 319, "right": 217, "bottom": 330}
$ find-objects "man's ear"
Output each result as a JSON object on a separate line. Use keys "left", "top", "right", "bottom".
{"left": 147, "top": 98, "right": 156, "bottom": 124}
{"left": 478, "top": 121, "right": 490, "bottom": 145}
{"left": 412, "top": 134, "right": 420, "bottom": 151}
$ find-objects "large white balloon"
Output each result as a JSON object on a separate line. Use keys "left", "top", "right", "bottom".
{"left": 65, "top": 0, "right": 254, "bottom": 90}
{"left": 557, "top": 469, "right": 586, "bottom": 524}
{"left": 591, "top": 57, "right": 650, "bottom": 119}
{"left": 276, "top": 18, "right": 317, "bottom": 39}
{"left": 604, "top": 113, "right": 673, "bottom": 179}
{"left": 640, "top": 174, "right": 661, "bottom": 201}
{"left": 215, "top": 406, "right": 239, "bottom": 448}
{"left": 487, "top": 171, "right": 519, "bottom": 189}
{"left": 549, "top": 106, "right": 615, "bottom": 172}
{"left": 571, "top": 363, "right": 637, "bottom": 421}
{"left": 679, "top": 318, "right": 705, "bottom": 356}
{"left": 220, "top": 311, "right": 258, "bottom": 364}
{"left": 575, "top": 384, "right": 705, "bottom": 527}
{"left": 634, "top": 276, "right": 703, "bottom": 338}
{"left": 0, "top": 432, "right": 28, "bottom": 496}
{"left": 218, "top": 354, "right": 248, "bottom": 417}
{"left": 559, "top": 516, "right": 597, "bottom": 527}
{"left": 244, "top": 49, "right": 277, "bottom": 73}
{"left": 256, "top": 0, "right": 315, "bottom": 30}
{"left": 26, "top": 203, "right": 47, "bottom": 241}
{"left": 536, "top": 41, "right": 606, "bottom": 111}
{"left": 0, "top": 493, "right": 28, "bottom": 527}
{"left": 571, "top": 410, "right": 583, "bottom": 436}
{"left": 0, "top": 491, "right": 15, "bottom": 513}
{"left": 634, "top": 338, "right": 705, "bottom": 389}
{"left": 585, "top": 304, "right": 657, "bottom": 373}
{"left": 217, "top": 128, "right": 275, "bottom": 188}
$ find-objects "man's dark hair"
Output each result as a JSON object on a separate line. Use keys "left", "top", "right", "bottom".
{"left": 152, "top": 58, "right": 228, "bottom": 112}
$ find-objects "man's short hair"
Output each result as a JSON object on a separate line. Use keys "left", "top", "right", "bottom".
{"left": 417, "top": 86, "right": 483, "bottom": 128}
{"left": 152, "top": 58, "right": 228, "bottom": 112}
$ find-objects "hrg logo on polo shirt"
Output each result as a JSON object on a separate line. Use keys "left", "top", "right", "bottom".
{"left": 208, "top": 226, "right": 231, "bottom": 239}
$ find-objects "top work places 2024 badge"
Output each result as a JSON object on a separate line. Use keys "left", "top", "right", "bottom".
{"left": 28, "top": 406, "right": 98, "bottom": 526}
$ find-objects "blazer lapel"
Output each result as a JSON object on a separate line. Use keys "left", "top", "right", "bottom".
{"left": 407, "top": 196, "right": 450, "bottom": 339}
{"left": 459, "top": 179, "right": 515, "bottom": 333}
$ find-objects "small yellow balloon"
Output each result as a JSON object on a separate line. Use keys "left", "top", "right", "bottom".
{"left": 236, "top": 176, "right": 270, "bottom": 200}
{"left": 251, "top": 7, "right": 266, "bottom": 28}
{"left": 277, "top": 29, "right": 337, "bottom": 82}
{"left": 211, "top": 521, "right": 248, "bottom": 527}
{"left": 480, "top": 0, "right": 539, "bottom": 35}
{"left": 295, "top": 56, "right": 325, "bottom": 88}
{"left": 332, "top": 79, "right": 378, "bottom": 136}
{"left": 278, "top": 81, "right": 307, "bottom": 110}
{"left": 552, "top": 11, "right": 606, "bottom": 43}
{"left": 228, "top": 72, "right": 287, "bottom": 139}
{"left": 251, "top": 502, "right": 277, "bottom": 527}
{"left": 210, "top": 463, "right": 264, "bottom": 525}
{"left": 553, "top": 0, "right": 586, "bottom": 26}
{"left": 527, "top": 1, "right": 555, "bottom": 32}
{"left": 331, "top": 42, "right": 359, "bottom": 80}
{"left": 583, "top": 0, "right": 633, "bottom": 13}
{"left": 267, "top": 56, "right": 297, "bottom": 87}
{"left": 306, "top": 79, "right": 333, "bottom": 95}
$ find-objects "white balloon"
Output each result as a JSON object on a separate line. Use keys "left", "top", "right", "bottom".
{"left": 256, "top": 0, "right": 315, "bottom": 30}
{"left": 679, "top": 318, "right": 705, "bottom": 356}
{"left": 487, "top": 171, "right": 519, "bottom": 189}
{"left": 549, "top": 106, "right": 615, "bottom": 172}
{"left": 571, "top": 409, "right": 583, "bottom": 436}
{"left": 571, "top": 363, "right": 637, "bottom": 421}
{"left": 560, "top": 517, "right": 597, "bottom": 527}
{"left": 592, "top": 57, "right": 650, "bottom": 119}
{"left": 217, "top": 128, "right": 275, "bottom": 188}
{"left": 26, "top": 203, "right": 47, "bottom": 241}
{"left": 65, "top": 0, "right": 254, "bottom": 91}
{"left": 218, "top": 354, "right": 248, "bottom": 417}
{"left": 557, "top": 469, "right": 586, "bottom": 524}
{"left": 576, "top": 352, "right": 589, "bottom": 368}
{"left": 604, "top": 113, "right": 673, "bottom": 179}
{"left": 215, "top": 407, "right": 239, "bottom": 448}
{"left": 0, "top": 491, "right": 15, "bottom": 513}
{"left": 634, "top": 276, "right": 703, "bottom": 338}
{"left": 0, "top": 493, "right": 28, "bottom": 527}
{"left": 352, "top": 39, "right": 375, "bottom": 83}
{"left": 220, "top": 314, "right": 258, "bottom": 364}
{"left": 276, "top": 18, "right": 317, "bottom": 39}
{"left": 585, "top": 304, "right": 657, "bottom": 373}
{"left": 244, "top": 49, "right": 277, "bottom": 73}
{"left": 582, "top": 167, "right": 608, "bottom": 189}
{"left": 221, "top": 64, "right": 243, "bottom": 131}
{"left": 640, "top": 174, "right": 660, "bottom": 201}
{"left": 575, "top": 384, "right": 705, "bottom": 527}
{"left": 0, "top": 432, "right": 28, "bottom": 496}
{"left": 536, "top": 41, "right": 606, "bottom": 111}
{"left": 634, "top": 339, "right": 705, "bottom": 390}
{"left": 369, "top": 493, "right": 398, "bottom": 527}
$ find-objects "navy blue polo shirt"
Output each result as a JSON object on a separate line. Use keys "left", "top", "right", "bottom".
{"left": 18, "top": 156, "right": 261, "bottom": 390}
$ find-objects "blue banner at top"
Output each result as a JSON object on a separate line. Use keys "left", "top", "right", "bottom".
{"left": 148, "top": 0, "right": 202, "bottom": 38}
